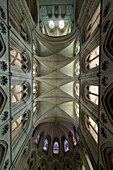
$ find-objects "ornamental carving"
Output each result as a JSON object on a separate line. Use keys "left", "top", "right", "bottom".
{"left": 101, "top": 127, "right": 107, "bottom": 139}
{"left": 0, "top": 61, "right": 7, "bottom": 71}
{"left": 0, "top": 87, "right": 7, "bottom": 113}
{"left": 0, "top": 6, "right": 6, "bottom": 20}
{"left": 103, "top": 20, "right": 110, "bottom": 33}
{"left": 1, "top": 111, "right": 8, "bottom": 121}
{"left": 1, "top": 124, "right": 9, "bottom": 135}
{"left": 103, "top": 2, "right": 111, "bottom": 18}
{"left": 0, "top": 34, "right": 6, "bottom": 57}
{"left": 0, "top": 76, "right": 8, "bottom": 85}
{"left": 102, "top": 60, "right": 109, "bottom": 71}
{"left": 3, "top": 159, "right": 9, "bottom": 170}
{"left": 0, "top": 22, "right": 6, "bottom": 34}
{"left": 101, "top": 76, "right": 109, "bottom": 86}
{"left": 101, "top": 113, "right": 108, "bottom": 124}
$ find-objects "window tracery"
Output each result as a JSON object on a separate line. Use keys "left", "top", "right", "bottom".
{"left": 10, "top": 16, "right": 28, "bottom": 42}
{"left": 85, "top": 4, "right": 100, "bottom": 41}
{"left": 10, "top": 48, "right": 30, "bottom": 72}
{"left": 85, "top": 115, "right": 98, "bottom": 143}
{"left": 11, "top": 82, "right": 29, "bottom": 103}
{"left": 26, "top": 152, "right": 36, "bottom": 170}
{"left": 85, "top": 46, "right": 99, "bottom": 70}
{"left": 74, "top": 38, "right": 80, "bottom": 56}
{"left": 74, "top": 103, "right": 79, "bottom": 118}
{"left": 12, "top": 111, "right": 29, "bottom": 140}
{"left": 53, "top": 141, "right": 59, "bottom": 154}
{"left": 86, "top": 85, "right": 98, "bottom": 105}
{"left": 75, "top": 83, "right": 79, "bottom": 96}
{"left": 33, "top": 59, "right": 39, "bottom": 76}
{"left": 33, "top": 81, "right": 39, "bottom": 97}
{"left": 75, "top": 61, "right": 80, "bottom": 75}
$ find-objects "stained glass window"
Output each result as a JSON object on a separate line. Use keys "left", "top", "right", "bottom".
{"left": 43, "top": 139, "right": 49, "bottom": 152}
{"left": 35, "top": 134, "right": 40, "bottom": 145}
{"left": 64, "top": 139, "right": 69, "bottom": 153}
{"left": 53, "top": 141, "right": 59, "bottom": 154}
{"left": 72, "top": 136, "right": 77, "bottom": 146}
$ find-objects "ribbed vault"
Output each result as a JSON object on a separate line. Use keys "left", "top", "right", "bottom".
{"left": 35, "top": 32, "right": 77, "bottom": 130}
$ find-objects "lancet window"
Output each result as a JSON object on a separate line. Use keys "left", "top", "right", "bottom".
{"left": 85, "top": 4, "right": 100, "bottom": 40}
{"left": 12, "top": 111, "right": 29, "bottom": 140}
{"left": 11, "top": 83, "right": 29, "bottom": 103}
{"left": 85, "top": 46, "right": 99, "bottom": 70}
{"left": 86, "top": 85, "right": 98, "bottom": 105}
{"left": 10, "top": 48, "right": 29, "bottom": 72}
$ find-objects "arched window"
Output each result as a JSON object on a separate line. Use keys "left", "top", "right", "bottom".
{"left": 33, "top": 81, "right": 38, "bottom": 96}
{"left": 85, "top": 46, "right": 99, "bottom": 70}
{"left": 35, "top": 134, "right": 40, "bottom": 145}
{"left": 10, "top": 48, "right": 29, "bottom": 72}
{"left": 59, "top": 20, "right": 65, "bottom": 29}
{"left": 53, "top": 141, "right": 59, "bottom": 154}
{"left": 75, "top": 83, "right": 79, "bottom": 96}
{"left": 75, "top": 62, "right": 80, "bottom": 75}
{"left": 48, "top": 20, "right": 55, "bottom": 29}
{"left": 33, "top": 59, "right": 39, "bottom": 76}
{"left": 43, "top": 139, "right": 49, "bottom": 152}
{"left": 12, "top": 111, "right": 29, "bottom": 140}
{"left": 11, "top": 83, "right": 29, "bottom": 103}
{"left": 85, "top": 4, "right": 100, "bottom": 41}
{"left": 0, "top": 144, "right": 5, "bottom": 165}
{"left": 64, "top": 139, "right": 69, "bottom": 153}
{"left": 102, "top": 144, "right": 113, "bottom": 170}
{"left": 72, "top": 136, "right": 77, "bottom": 146}
{"left": 33, "top": 102, "right": 37, "bottom": 113}
{"left": 74, "top": 39, "right": 80, "bottom": 56}
{"left": 86, "top": 85, "right": 98, "bottom": 105}
{"left": 85, "top": 115, "right": 98, "bottom": 143}
{"left": 75, "top": 103, "right": 79, "bottom": 117}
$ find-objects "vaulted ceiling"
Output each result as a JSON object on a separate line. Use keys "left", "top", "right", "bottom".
{"left": 28, "top": 0, "right": 79, "bottom": 146}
